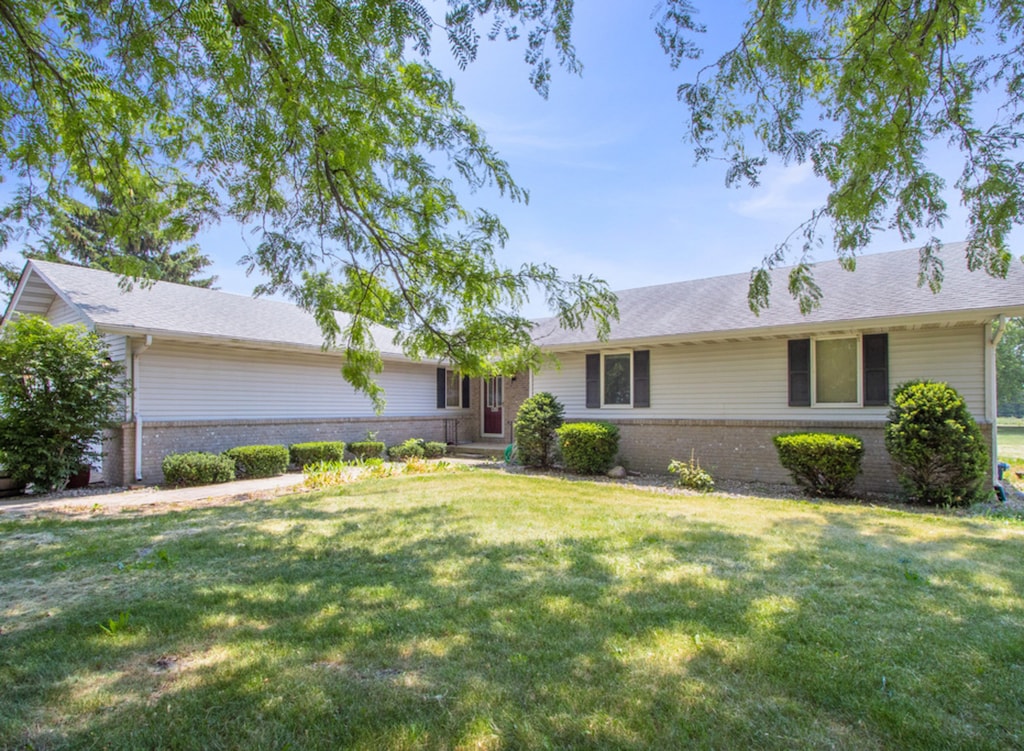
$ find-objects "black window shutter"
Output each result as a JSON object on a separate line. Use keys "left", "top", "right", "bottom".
{"left": 436, "top": 368, "right": 446, "bottom": 409}
{"left": 788, "top": 339, "right": 811, "bottom": 407}
{"left": 863, "top": 333, "right": 889, "bottom": 406}
{"left": 461, "top": 375, "right": 470, "bottom": 408}
{"left": 633, "top": 350, "right": 650, "bottom": 408}
{"left": 585, "top": 354, "right": 600, "bottom": 408}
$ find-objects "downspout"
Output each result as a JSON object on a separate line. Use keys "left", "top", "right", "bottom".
{"left": 987, "top": 316, "right": 1008, "bottom": 485}
{"left": 133, "top": 335, "right": 153, "bottom": 481}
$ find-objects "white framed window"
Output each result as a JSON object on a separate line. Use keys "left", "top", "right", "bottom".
{"left": 812, "top": 336, "right": 861, "bottom": 406}
{"left": 602, "top": 351, "right": 633, "bottom": 407}
{"left": 445, "top": 369, "right": 462, "bottom": 408}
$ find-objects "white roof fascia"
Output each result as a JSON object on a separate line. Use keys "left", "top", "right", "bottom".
{"left": 3, "top": 261, "right": 98, "bottom": 332}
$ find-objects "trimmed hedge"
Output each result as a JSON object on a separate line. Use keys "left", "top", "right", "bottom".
{"left": 556, "top": 422, "right": 620, "bottom": 475}
{"left": 388, "top": 438, "right": 425, "bottom": 462}
{"left": 349, "top": 441, "right": 386, "bottom": 460}
{"left": 162, "top": 452, "right": 236, "bottom": 487}
{"left": 290, "top": 441, "right": 346, "bottom": 468}
{"left": 885, "top": 380, "right": 989, "bottom": 505}
{"left": 224, "top": 444, "right": 289, "bottom": 478}
{"left": 423, "top": 441, "right": 447, "bottom": 459}
{"left": 773, "top": 432, "right": 864, "bottom": 497}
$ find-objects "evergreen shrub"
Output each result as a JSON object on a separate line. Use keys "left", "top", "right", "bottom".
{"left": 773, "top": 433, "right": 864, "bottom": 497}
{"left": 162, "top": 452, "right": 236, "bottom": 487}
{"left": 290, "top": 441, "right": 346, "bottom": 468}
{"left": 224, "top": 444, "right": 289, "bottom": 478}
{"left": 514, "top": 392, "right": 564, "bottom": 468}
{"left": 884, "top": 380, "right": 989, "bottom": 505}
{"left": 556, "top": 422, "right": 620, "bottom": 474}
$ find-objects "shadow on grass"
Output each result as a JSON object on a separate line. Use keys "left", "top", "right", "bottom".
{"left": 2, "top": 476, "right": 1023, "bottom": 750}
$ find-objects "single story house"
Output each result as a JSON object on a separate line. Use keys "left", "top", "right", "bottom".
{"left": 4, "top": 259, "right": 527, "bottom": 485}
{"left": 3, "top": 241, "right": 1022, "bottom": 492}
{"left": 529, "top": 242, "right": 1024, "bottom": 493}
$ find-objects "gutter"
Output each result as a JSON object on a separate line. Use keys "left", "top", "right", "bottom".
{"left": 133, "top": 335, "right": 153, "bottom": 481}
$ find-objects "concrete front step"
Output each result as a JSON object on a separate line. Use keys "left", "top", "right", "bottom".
{"left": 448, "top": 442, "right": 507, "bottom": 460}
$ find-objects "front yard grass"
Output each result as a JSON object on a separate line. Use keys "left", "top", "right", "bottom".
{"left": 2, "top": 472, "right": 1024, "bottom": 750}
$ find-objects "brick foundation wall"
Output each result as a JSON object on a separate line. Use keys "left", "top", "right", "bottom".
{"left": 603, "top": 418, "right": 993, "bottom": 495}
{"left": 113, "top": 415, "right": 473, "bottom": 485}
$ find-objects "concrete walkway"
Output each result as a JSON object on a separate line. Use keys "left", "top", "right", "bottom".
{"left": 0, "top": 473, "right": 308, "bottom": 517}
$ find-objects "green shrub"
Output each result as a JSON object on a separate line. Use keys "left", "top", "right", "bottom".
{"left": 423, "top": 441, "right": 447, "bottom": 459}
{"left": 388, "top": 438, "right": 425, "bottom": 462}
{"left": 162, "top": 452, "right": 236, "bottom": 487}
{"left": 514, "top": 392, "right": 565, "bottom": 468}
{"left": 0, "top": 316, "right": 127, "bottom": 491}
{"left": 773, "top": 432, "right": 864, "bottom": 497}
{"left": 289, "top": 441, "right": 346, "bottom": 468}
{"left": 885, "top": 380, "right": 989, "bottom": 505}
{"left": 224, "top": 444, "right": 289, "bottom": 478}
{"left": 668, "top": 452, "right": 715, "bottom": 492}
{"left": 349, "top": 441, "right": 386, "bottom": 460}
{"left": 556, "top": 421, "right": 620, "bottom": 474}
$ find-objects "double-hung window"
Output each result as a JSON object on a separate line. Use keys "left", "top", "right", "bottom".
{"left": 788, "top": 334, "right": 888, "bottom": 407}
{"left": 436, "top": 368, "right": 468, "bottom": 409}
{"left": 585, "top": 350, "right": 650, "bottom": 408}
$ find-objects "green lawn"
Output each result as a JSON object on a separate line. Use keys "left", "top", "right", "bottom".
{"left": 998, "top": 423, "right": 1024, "bottom": 460}
{"left": 3, "top": 471, "right": 1024, "bottom": 750}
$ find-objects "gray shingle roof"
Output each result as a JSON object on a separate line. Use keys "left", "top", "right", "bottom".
{"left": 20, "top": 260, "right": 406, "bottom": 356}
{"left": 532, "top": 242, "right": 1024, "bottom": 348}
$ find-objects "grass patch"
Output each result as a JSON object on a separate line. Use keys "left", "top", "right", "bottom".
{"left": 998, "top": 425, "right": 1024, "bottom": 461}
{"left": 2, "top": 473, "right": 1024, "bottom": 749}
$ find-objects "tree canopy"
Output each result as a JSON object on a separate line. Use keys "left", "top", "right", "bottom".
{"left": 998, "top": 317, "right": 1024, "bottom": 415}
{"left": 1, "top": 0, "right": 1022, "bottom": 402}
{"left": 659, "top": 0, "right": 1024, "bottom": 311}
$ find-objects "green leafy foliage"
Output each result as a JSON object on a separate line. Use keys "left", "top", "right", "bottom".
{"left": 161, "top": 452, "right": 236, "bottom": 487}
{"left": 0, "top": 0, "right": 617, "bottom": 403}
{"left": 423, "top": 441, "right": 447, "bottom": 459}
{"left": 998, "top": 318, "right": 1024, "bottom": 416}
{"left": 656, "top": 0, "right": 1024, "bottom": 311}
{"left": 556, "top": 422, "right": 620, "bottom": 475}
{"left": 223, "top": 445, "right": 289, "bottom": 479}
{"left": 348, "top": 441, "right": 386, "bottom": 460}
{"left": 0, "top": 316, "right": 126, "bottom": 491}
{"left": 773, "top": 433, "right": 865, "bottom": 498}
{"left": 289, "top": 442, "right": 346, "bottom": 468}
{"left": 884, "top": 381, "right": 990, "bottom": 505}
{"left": 668, "top": 451, "right": 715, "bottom": 492}
{"left": 388, "top": 438, "right": 426, "bottom": 462}
{"left": 513, "top": 392, "right": 565, "bottom": 469}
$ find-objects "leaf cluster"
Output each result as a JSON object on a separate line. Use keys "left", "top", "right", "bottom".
{"left": 657, "top": 0, "right": 1024, "bottom": 312}
{"left": 0, "top": 316, "right": 127, "bottom": 491}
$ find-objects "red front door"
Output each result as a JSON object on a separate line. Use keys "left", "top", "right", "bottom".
{"left": 483, "top": 377, "right": 503, "bottom": 435}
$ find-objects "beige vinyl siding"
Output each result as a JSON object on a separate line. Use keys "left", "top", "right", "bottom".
{"left": 45, "top": 296, "right": 85, "bottom": 327}
{"left": 135, "top": 341, "right": 443, "bottom": 420}
{"left": 534, "top": 324, "right": 987, "bottom": 421}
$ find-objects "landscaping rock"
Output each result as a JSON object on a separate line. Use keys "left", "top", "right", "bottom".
{"left": 607, "top": 465, "right": 627, "bottom": 479}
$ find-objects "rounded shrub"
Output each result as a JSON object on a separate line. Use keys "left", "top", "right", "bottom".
{"left": 162, "top": 451, "right": 236, "bottom": 487}
{"left": 422, "top": 441, "right": 447, "bottom": 459}
{"left": 884, "top": 380, "right": 989, "bottom": 505}
{"left": 348, "top": 441, "right": 386, "bottom": 460}
{"left": 289, "top": 441, "right": 346, "bottom": 468}
{"left": 556, "top": 422, "right": 620, "bottom": 474}
{"left": 773, "top": 433, "right": 864, "bottom": 497}
{"left": 388, "top": 438, "right": 425, "bottom": 462}
{"left": 514, "top": 392, "right": 565, "bottom": 468}
{"left": 224, "top": 444, "right": 289, "bottom": 478}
